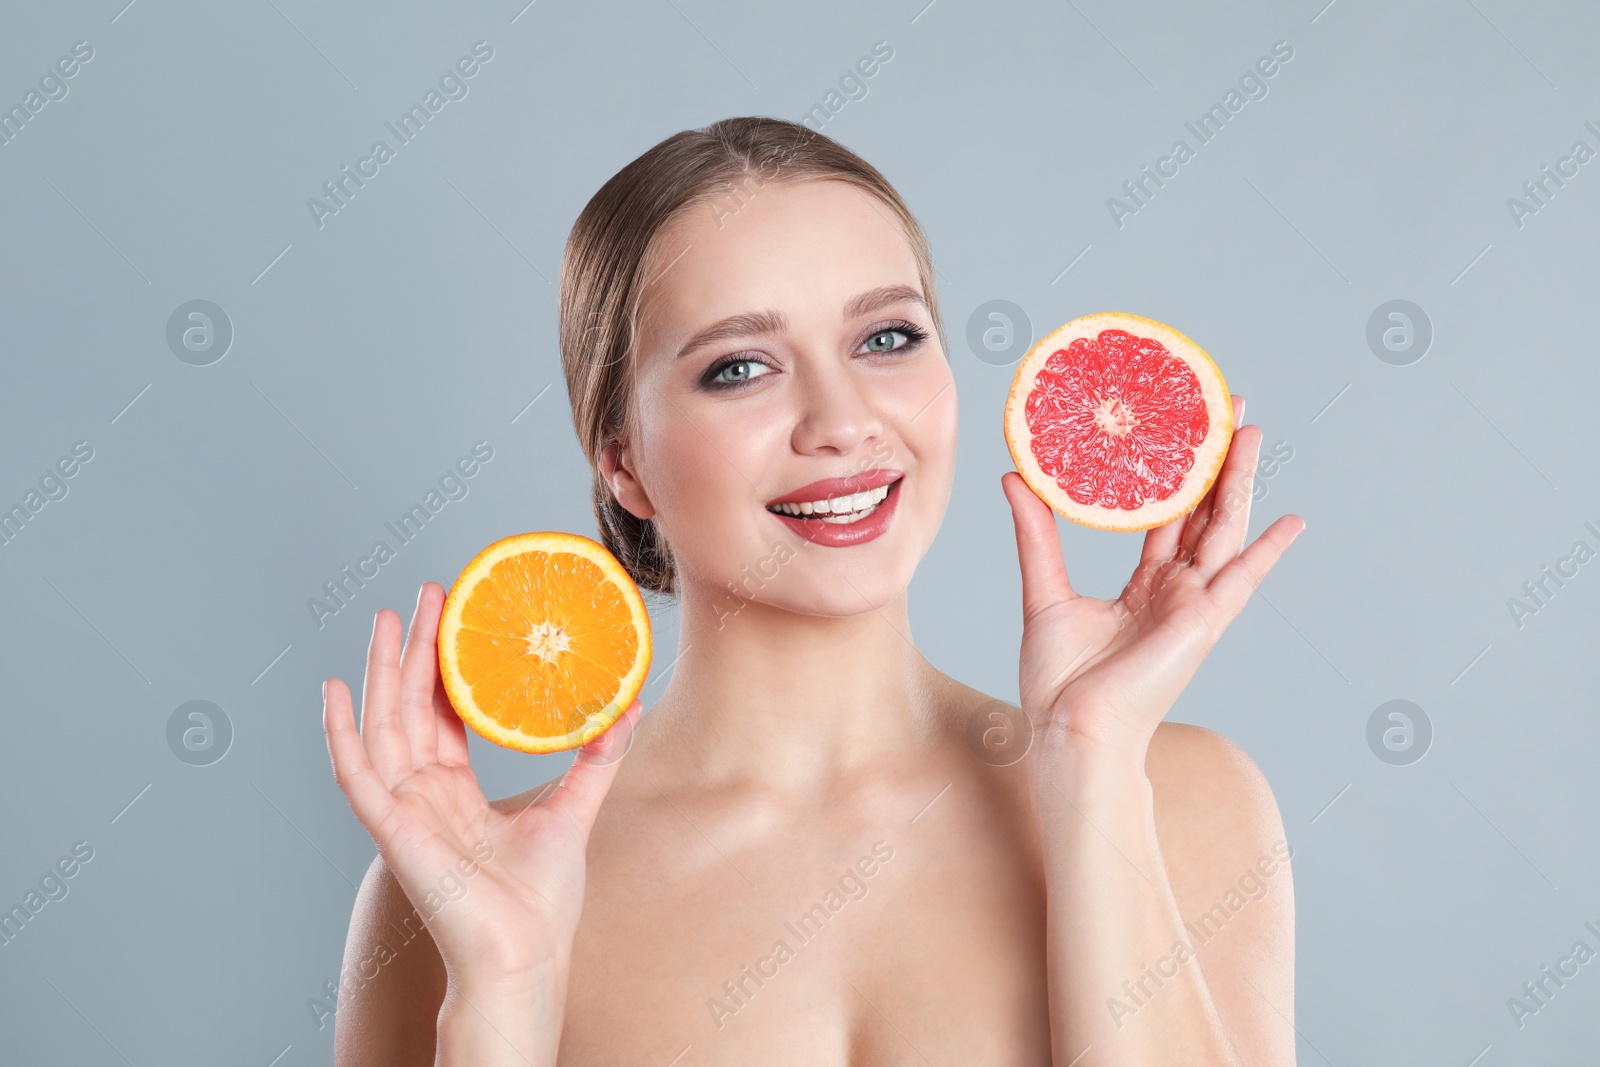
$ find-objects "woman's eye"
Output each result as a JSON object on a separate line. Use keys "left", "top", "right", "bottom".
{"left": 859, "top": 328, "right": 909, "bottom": 354}
{"left": 711, "top": 358, "right": 771, "bottom": 385}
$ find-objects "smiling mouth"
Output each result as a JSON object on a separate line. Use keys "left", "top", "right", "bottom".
{"left": 765, "top": 477, "right": 902, "bottom": 524}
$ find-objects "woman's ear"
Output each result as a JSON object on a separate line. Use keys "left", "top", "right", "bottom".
{"left": 599, "top": 437, "right": 656, "bottom": 520}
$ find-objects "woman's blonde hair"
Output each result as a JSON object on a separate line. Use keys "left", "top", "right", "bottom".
{"left": 558, "top": 116, "right": 942, "bottom": 596}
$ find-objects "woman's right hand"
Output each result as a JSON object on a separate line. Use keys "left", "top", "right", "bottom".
{"left": 321, "top": 581, "right": 638, "bottom": 1062}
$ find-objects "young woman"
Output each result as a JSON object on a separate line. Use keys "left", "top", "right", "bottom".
{"left": 322, "top": 116, "right": 1305, "bottom": 1065}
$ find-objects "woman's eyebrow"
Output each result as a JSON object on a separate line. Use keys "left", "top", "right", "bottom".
{"left": 675, "top": 310, "right": 787, "bottom": 361}
{"left": 843, "top": 284, "right": 927, "bottom": 320}
{"left": 673, "top": 284, "right": 927, "bottom": 361}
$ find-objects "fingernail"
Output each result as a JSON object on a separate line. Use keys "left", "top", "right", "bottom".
{"left": 321, "top": 680, "right": 329, "bottom": 702}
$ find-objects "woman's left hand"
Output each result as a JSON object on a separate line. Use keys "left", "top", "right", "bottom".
{"left": 1001, "top": 395, "right": 1305, "bottom": 766}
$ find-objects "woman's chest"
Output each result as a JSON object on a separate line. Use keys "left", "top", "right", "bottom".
{"left": 558, "top": 792, "right": 1053, "bottom": 1065}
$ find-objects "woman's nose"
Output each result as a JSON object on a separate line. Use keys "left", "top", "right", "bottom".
{"left": 789, "top": 355, "right": 884, "bottom": 457}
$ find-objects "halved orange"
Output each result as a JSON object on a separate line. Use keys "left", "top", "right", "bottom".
{"left": 437, "top": 532, "right": 652, "bottom": 753}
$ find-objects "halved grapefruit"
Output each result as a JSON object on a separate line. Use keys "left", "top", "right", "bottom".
{"left": 437, "top": 532, "right": 652, "bottom": 753}
{"left": 1004, "top": 312, "right": 1232, "bottom": 532}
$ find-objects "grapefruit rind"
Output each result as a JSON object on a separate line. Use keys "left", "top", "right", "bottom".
{"left": 437, "top": 531, "right": 652, "bottom": 754}
{"left": 1004, "top": 312, "right": 1233, "bottom": 533}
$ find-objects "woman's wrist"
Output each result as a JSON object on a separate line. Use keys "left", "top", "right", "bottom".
{"left": 1030, "top": 713, "right": 1155, "bottom": 823}
{"left": 436, "top": 993, "right": 552, "bottom": 1067}
{"left": 436, "top": 960, "right": 566, "bottom": 1067}
{"left": 1031, "top": 728, "right": 1167, "bottom": 902}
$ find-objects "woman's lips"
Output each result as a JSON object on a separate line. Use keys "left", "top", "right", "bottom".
{"left": 765, "top": 468, "right": 903, "bottom": 507}
{"left": 766, "top": 477, "right": 903, "bottom": 547}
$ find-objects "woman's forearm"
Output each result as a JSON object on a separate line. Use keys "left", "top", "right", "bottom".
{"left": 1037, "top": 738, "right": 1243, "bottom": 1067}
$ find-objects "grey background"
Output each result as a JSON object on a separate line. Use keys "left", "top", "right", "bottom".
{"left": 1, "top": 0, "right": 1596, "bottom": 1063}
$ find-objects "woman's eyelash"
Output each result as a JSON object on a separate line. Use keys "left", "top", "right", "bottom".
{"left": 868, "top": 320, "right": 929, "bottom": 349}
{"left": 698, "top": 321, "right": 930, "bottom": 390}
{"left": 700, "top": 353, "right": 774, "bottom": 389}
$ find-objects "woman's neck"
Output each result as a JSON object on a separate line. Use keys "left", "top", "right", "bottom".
{"left": 634, "top": 581, "right": 948, "bottom": 797}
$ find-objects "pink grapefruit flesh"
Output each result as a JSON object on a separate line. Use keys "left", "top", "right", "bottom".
{"left": 1004, "top": 312, "right": 1233, "bottom": 532}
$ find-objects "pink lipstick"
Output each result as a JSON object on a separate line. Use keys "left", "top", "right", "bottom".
{"left": 765, "top": 469, "right": 904, "bottom": 547}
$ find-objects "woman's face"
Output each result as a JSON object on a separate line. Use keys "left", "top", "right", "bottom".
{"left": 611, "top": 177, "right": 958, "bottom": 619}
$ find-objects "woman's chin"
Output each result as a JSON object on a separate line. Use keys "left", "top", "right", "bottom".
{"left": 679, "top": 514, "right": 927, "bottom": 624}
{"left": 761, "top": 563, "right": 916, "bottom": 619}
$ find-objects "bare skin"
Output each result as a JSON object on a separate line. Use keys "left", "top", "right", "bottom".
{"left": 324, "top": 178, "right": 1303, "bottom": 1065}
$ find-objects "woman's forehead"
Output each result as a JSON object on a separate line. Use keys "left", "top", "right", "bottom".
{"left": 636, "top": 179, "right": 923, "bottom": 351}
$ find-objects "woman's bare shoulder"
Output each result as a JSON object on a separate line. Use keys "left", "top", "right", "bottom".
{"left": 333, "top": 854, "right": 447, "bottom": 1066}
{"left": 1145, "top": 722, "right": 1286, "bottom": 862}
{"left": 1145, "top": 722, "right": 1295, "bottom": 1058}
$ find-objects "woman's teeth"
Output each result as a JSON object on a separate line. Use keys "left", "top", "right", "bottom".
{"left": 767, "top": 483, "right": 892, "bottom": 524}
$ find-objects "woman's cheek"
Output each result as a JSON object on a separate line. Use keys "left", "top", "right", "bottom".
{"left": 692, "top": 399, "right": 783, "bottom": 482}
{"left": 901, "top": 374, "right": 958, "bottom": 527}
{"left": 899, "top": 362, "right": 957, "bottom": 450}
{"left": 649, "top": 402, "right": 777, "bottom": 548}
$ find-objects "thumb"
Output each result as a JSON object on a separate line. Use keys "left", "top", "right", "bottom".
{"left": 543, "top": 700, "right": 641, "bottom": 838}
{"left": 1001, "top": 472, "right": 1077, "bottom": 618}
